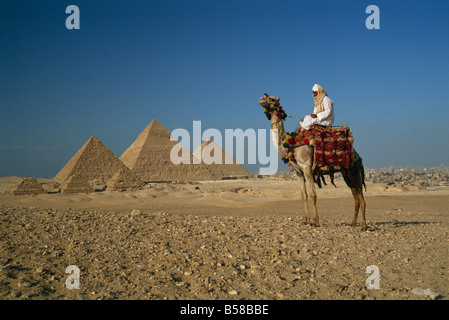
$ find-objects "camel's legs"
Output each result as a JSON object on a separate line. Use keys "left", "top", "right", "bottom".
{"left": 296, "top": 171, "right": 310, "bottom": 224}
{"left": 304, "top": 169, "right": 319, "bottom": 227}
{"left": 350, "top": 188, "right": 360, "bottom": 226}
{"left": 359, "top": 189, "right": 367, "bottom": 230}
{"left": 350, "top": 187, "right": 367, "bottom": 230}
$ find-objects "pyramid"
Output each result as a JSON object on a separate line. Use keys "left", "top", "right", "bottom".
{"left": 54, "top": 136, "right": 144, "bottom": 193}
{"left": 120, "top": 119, "right": 217, "bottom": 182}
{"left": 106, "top": 168, "right": 145, "bottom": 191}
{"left": 9, "top": 177, "right": 47, "bottom": 196}
{"left": 193, "top": 139, "right": 251, "bottom": 179}
{"left": 60, "top": 173, "right": 93, "bottom": 194}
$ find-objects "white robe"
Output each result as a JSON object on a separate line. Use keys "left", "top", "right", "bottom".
{"left": 297, "top": 96, "right": 334, "bottom": 131}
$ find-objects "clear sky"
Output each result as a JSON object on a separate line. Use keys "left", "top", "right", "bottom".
{"left": 1, "top": 0, "right": 448, "bottom": 177}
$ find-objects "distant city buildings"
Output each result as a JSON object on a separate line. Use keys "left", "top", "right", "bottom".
{"left": 258, "top": 166, "right": 449, "bottom": 188}
{"left": 365, "top": 166, "right": 449, "bottom": 187}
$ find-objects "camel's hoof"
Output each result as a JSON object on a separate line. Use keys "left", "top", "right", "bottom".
{"left": 312, "top": 222, "right": 320, "bottom": 227}
{"left": 303, "top": 221, "right": 310, "bottom": 225}
{"left": 361, "top": 225, "right": 368, "bottom": 231}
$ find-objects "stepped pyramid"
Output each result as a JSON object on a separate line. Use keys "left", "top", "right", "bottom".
{"left": 54, "top": 136, "right": 144, "bottom": 193}
{"left": 120, "top": 119, "right": 216, "bottom": 182}
{"left": 193, "top": 139, "right": 251, "bottom": 179}
{"left": 9, "top": 177, "right": 47, "bottom": 196}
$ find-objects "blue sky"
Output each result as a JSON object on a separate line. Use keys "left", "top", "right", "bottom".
{"left": 1, "top": 0, "right": 448, "bottom": 177}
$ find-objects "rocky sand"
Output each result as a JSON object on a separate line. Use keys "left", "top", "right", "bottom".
{"left": 1, "top": 182, "right": 448, "bottom": 300}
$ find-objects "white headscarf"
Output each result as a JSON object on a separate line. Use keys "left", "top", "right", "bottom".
{"left": 312, "top": 84, "right": 327, "bottom": 113}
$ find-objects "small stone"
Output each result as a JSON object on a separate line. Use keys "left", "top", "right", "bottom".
{"left": 411, "top": 287, "right": 440, "bottom": 300}
{"left": 176, "top": 281, "right": 185, "bottom": 287}
{"left": 35, "top": 267, "right": 45, "bottom": 274}
{"left": 228, "top": 290, "right": 238, "bottom": 295}
{"left": 337, "top": 285, "right": 347, "bottom": 293}
{"left": 392, "top": 219, "right": 399, "bottom": 225}
{"left": 131, "top": 209, "right": 141, "bottom": 217}
{"left": 11, "top": 290, "right": 22, "bottom": 298}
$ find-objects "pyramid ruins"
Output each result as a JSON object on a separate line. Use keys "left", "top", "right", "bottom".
{"left": 193, "top": 139, "right": 251, "bottom": 179}
{"left": 9, "top": 177, "right": 47, "bottom": 196}
{"left": 54, "top": 136, "right": 144, "bottom": 193}
{"left": 120, "top": 120, "right": 217, "bottom": 182}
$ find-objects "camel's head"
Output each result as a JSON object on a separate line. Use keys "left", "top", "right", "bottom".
{"left": 258, "top": 94, "right": 279, "bottom": 108}
{"left": 258, "top": 93, "right": 287, "bottom": 120}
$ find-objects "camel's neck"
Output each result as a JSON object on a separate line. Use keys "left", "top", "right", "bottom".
{"left": 270, "top": 114, "right": 287, "bottom": 154}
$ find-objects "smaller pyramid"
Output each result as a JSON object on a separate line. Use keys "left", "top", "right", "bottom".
{"left": 193, "top": 139, "right": 251, "bottom": 179}
{"left": 60, "top": 173, "right": 93, "bottom": 194}
{"left": 54, "top": 136, "right": 144, "bottom": 193}
{"left": 106, "top": 168, "right": 145, "bottom": 192}
{"left": 9, "top": 178, "right": 47, "bottom": 196}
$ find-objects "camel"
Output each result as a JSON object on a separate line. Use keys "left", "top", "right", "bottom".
{"left": 258, "top": 94, "right": 367, "bottom": 230}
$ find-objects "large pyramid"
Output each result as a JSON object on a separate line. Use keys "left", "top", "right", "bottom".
{"left": 54, "top": 136, "right": 144, "bottom": 193}
{"left": 120, "top": 120, "right": 217, "bottom": 182}
{"left": 193, "top": 139, "right": 251, "bottom": 179}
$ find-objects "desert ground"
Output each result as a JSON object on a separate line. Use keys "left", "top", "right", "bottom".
{"left": 0, "top": 176, "right": 448, "bottom": 300}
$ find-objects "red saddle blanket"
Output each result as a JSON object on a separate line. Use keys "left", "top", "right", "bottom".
{"left": 294, "top": 125, "right": 354, "bottom": 169}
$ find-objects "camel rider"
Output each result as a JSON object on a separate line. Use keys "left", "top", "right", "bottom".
{"left": 296, "top": 84, "right": 334, "bottom": 132}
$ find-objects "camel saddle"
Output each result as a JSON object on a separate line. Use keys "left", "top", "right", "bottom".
{"left": 292, "top": 124, "right": 360, "bottom": 175}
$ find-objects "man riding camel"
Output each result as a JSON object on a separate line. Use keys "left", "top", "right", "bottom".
{"left": 296, "top": 84, "right": 334, "bottom": 132}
